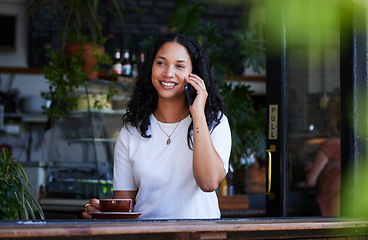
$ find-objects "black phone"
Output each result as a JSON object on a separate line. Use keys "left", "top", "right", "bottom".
{"left": 184, "top": 83, "right": 197, "bottom": 105}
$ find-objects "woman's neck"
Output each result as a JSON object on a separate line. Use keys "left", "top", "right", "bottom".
{"left": 154, "top": 100, "right": 189, "bottom": 123}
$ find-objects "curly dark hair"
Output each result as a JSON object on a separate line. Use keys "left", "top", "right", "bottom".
{"left": 122, "top": 33, "right": 226, "bottom": 148}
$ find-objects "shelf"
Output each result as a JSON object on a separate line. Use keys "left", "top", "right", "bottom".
{"left": 0, "top": 67, "right": 42, "bottom": 74}
{"left": 68, "top": 138, "right": 117, "bottom": 144}
{"left": 84, "top": 78, "right": 135, "bottom": 86}
{"left": 226, "top": 75, "right": 266, "bottom": 82}
{"left": 4, "top": 110, "right": 125, "bottom": 122}
{"left": 70, "top": 109, "right": 126, "bottom": 115}
{"left": 4, "top": 112, "right": 47, "bottom": 123}
{"left": 39, "top": 198, "right": 88, "bottom": 212}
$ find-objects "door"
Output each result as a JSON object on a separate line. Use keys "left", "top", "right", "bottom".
{"left": 265, "top": 0, "right": 341, "bottom": 217}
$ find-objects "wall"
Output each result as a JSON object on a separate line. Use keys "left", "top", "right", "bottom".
{"left": 0, "top": 0, "right": 48, "bottom": 97}
{"left": 0, "top": 0, "right": 28, "bottom": 67}
{"left": 0, "top": 0, "right": 47, "bottom": 164}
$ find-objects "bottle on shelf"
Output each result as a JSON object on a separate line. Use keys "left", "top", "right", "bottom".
{"left": 131, "top": 53, "right": 138, "bottom": 79}
{"left": 219, "top": 177, "right": 229, "bottom": 196}
{"left": 122, "top": 49, "right": 132, "bottom": 77}
{"left": 112, "top": 49, "right": 122, "bottom": 81}
{"left": 138, "top": 50, "right": 145, "bottom": 72}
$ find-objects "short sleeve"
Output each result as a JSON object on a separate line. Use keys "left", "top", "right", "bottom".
{"left": 113, "top": 126, "right": 137, "bottom": 191}
{"left": 211, "top": 114, "right": 232, "bottom": 173}
{"left": 319, "top": 137, "right": 340, "bottom": 161}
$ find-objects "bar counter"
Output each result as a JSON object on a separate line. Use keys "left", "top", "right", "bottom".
{"left": 1, "top": 217, "right": 368, "bottom": 240}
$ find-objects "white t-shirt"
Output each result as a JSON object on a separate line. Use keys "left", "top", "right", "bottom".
{"left": 113, "top": 113, "right": 231, "bottom": 219}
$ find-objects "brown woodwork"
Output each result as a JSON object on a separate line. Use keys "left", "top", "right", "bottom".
{"left": 0, "top": 218, "right": 367, "bottom": 240}
{"left": 218, "top": 195, "right": 249, "bottom": 210}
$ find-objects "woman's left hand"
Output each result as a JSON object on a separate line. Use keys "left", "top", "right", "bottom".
{"left": 185, "top": 73, "right": 208, "bottom": 115}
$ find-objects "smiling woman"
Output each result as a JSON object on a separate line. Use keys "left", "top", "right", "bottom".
{"left": 151, "top": 41, "right": 192, "bottom": 104}
{"left": 82, "top": 33, "right": 232, "bottom": 220}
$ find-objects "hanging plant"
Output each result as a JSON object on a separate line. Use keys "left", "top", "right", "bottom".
{"left": 41, "top": 44, "right": 114, "bottom": 119}
{"left": 28, "top": 0, "right": 132, "bottom": 119}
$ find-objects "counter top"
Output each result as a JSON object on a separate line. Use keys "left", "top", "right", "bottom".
{"left": 1, "top": 217, "right": 367, "bottom": 239}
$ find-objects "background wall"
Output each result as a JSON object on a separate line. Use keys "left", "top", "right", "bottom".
{"left": 0, "top": 0, "right": 48, "bottom": 99}
{"left": 0, "top": 0, "right": 28, "bottom": 67}
{"left": 0, "top": 0, "right": 47, "bottom": 163}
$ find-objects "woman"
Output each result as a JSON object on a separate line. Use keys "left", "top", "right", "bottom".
{"left": 306, "top": 95, "right": 340, "bottom": 216}
{"left": 83, "top": 33, "right": 232, "bottom": 219}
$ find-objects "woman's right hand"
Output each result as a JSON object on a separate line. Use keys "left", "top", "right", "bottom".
{"left": 82, "top": 198, "right": 101, "bottom": 219}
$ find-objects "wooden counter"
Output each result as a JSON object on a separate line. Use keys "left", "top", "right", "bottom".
{"left": 0, "top": 217, "right": 367, "bottom": 240}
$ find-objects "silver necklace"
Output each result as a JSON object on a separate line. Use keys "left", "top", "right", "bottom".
{"left": 156, "top": 113, "right": 187, "bottom": 145}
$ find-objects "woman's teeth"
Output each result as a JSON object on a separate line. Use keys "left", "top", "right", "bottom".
{"left": 161, "top": 81, "right": 176, "bottom": 87}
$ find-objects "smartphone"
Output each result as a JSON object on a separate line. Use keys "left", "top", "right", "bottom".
{"left": 184, "top": 83, "right": 197, "bottom": 105}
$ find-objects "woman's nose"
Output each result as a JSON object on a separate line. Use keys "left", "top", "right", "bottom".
{"left": 164, "top": 66, "right": 175, "bottom": 78}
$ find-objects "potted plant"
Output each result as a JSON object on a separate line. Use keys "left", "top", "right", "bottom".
{"left": 0, "top": 149, "right": 45, "bottom": 220}
{"left": 233, "top": 28, "right": 266, "bottom": 76}
{"left": 40, "top": 45, "right": 116, "bottom": 119}
{"left": 28, "top": 0, "right": 127, "bottom": 119}
{"left": 220, "top": 84, "right": 266, "bottom": 167}
{"left": 221, "top": 83, "right": 266, "bottom": 194}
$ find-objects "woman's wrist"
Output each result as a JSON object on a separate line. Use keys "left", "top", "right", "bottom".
{"left": 190, "top": 109, "right": 205, "bottom": 121}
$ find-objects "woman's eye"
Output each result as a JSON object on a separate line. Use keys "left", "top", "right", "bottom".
{"left": 177, "top": 64, "right": 185, "bottom": 69}
{"left": 156, "top": 61, "right": 165, "bottom": 66}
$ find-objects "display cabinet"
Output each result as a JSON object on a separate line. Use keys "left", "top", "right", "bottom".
{"left": 43, "top": 79, "right": 134, "bottom": 201}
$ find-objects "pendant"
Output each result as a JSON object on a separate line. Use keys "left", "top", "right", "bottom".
{"left": 166, "top": 137, "right": 171, "bottom": 145}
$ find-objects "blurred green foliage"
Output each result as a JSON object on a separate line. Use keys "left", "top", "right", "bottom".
{"left": 341, "top": 161, "right": 368, "bottom": 217}
{"left": 0, "top": 149, "right": 45, "bottom": 220}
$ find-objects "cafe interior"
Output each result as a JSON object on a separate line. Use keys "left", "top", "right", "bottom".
{"left": 1, "top": 0, "right": 368, "bottom": 239}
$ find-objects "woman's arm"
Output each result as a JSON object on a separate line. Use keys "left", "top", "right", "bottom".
{"left": 192, "top": 112, "right": 227, "bottom": 192}
{"left": 306, "top": 150, "right": 329, "bottom": 187}
{"left": 186, "top": 73, "right": 227, "bottom": 192}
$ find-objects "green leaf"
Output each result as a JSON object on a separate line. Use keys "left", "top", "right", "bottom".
{"left": 13, "top": 162, "right": 30, "bottom": 186}
{"left": 24, "top": 198, "right": 35, "bottom": 220}
{"left": 0, "top": 149, "right": 45, "bottom": 220}
{"left": 233, "top": 28, "right": 266, "bottom": 74}
{"left": 25, "top": 191, "right": 45, "bottom": 220}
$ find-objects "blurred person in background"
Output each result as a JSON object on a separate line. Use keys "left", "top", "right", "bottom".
{"left": 306, "top": 95, "right": 341, "bottom": 216}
